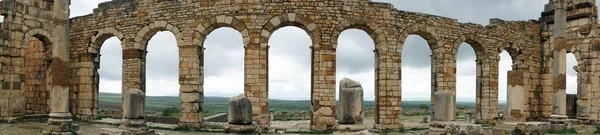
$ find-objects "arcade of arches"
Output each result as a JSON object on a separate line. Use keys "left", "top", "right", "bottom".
{"left": 0, "top": 0, "right": 599, "bottom": 132}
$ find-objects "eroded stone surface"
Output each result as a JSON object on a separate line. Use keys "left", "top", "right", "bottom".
{"left": 228, "top": 94, "right": 253, "bottom": 125}
{"left": 338, "top": 78, "right": 364, "bottom": 124}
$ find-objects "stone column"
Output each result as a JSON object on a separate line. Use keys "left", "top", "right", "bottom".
{"left": 552, "top": 2, "right": 567, "bottom": 116}
{"left": 44, "top": 0, "right": 77, "bottom": 134}
{"left": 507, "top": 70, "right": 525, "bottom": 118}
{"left": 301, "top": 111, "right": 308, "bottom": 120}
{"left": 223, "top": 94, "right": 257, "bottom": 133}
{"left": 281, "top": 111, "right": 288, "bottom": 121}
{"left": 465, "top": 112, "right": 473, "bottom": 123}
{"left": 268, "top": 110, "right": 274, "bottom": 121}
{"left": 335, "top": 78, "right": 366, "bottom": 131}
{"left": 433, "top": 91, "right": 455, "bottom": 121}
{"left": 119, "top": 89, "right": 154, "bottom": 134}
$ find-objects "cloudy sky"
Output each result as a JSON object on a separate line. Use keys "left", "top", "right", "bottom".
{"left": 71, "top": 0, "right": 580, "bottom": 102}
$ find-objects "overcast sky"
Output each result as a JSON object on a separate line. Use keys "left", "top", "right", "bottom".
{"left": 72, "top": 0, "right": 580, "bottom": 102}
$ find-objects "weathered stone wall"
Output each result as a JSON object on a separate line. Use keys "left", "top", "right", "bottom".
{"left": 65, "top": 0, "right": 542, "bottom": 130}
{"left": 0, "top": 0, "right": 55, "bottom": 118}
{"left": 24, "top": 37, "right": 50, "bottom": 114}
{"left": 3, "top": 0, "right": 597, "bottom": 131}
{"left": 541, "top": 0, "right": 600, "bottom": 123}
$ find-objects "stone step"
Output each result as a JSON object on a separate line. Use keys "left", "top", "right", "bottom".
{"left": 21, "top": 114, "right": 49, "bottom": 122}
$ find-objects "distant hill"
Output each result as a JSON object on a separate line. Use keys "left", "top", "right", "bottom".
{"left": 99, "top": 92, "right": 501, "bottom": 113}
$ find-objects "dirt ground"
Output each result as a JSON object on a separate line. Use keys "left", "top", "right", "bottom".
{"left": 0, "top": 116, "right": 596, "bottom": 135}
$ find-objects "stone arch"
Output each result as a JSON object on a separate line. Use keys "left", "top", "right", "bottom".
{"left": 331, "top": 18, "right": 389, "bottom": 51}
{"left": 451, "top": 33, "right": 488, "bottom": 60}
{"left": 195, "top": 15, "right": 250, "bottom": 47}
{"left": 134, "top": 21, "right": 184, "bottom": 50}
{"left": 23, "top": 28, "right": 53, "bottom": 47}
{"left": 23, "top": 29, "right": 53, "bottom": 115}
{"left": 259, "top": 13, "right": 320, "bottom": 48}
{"left": 397, "top": 24, "right": 442, "bottom": 52}
{"left": 89, "top": 27, "right": 126, "bottom": 54}
{"left": 497, "top": 42, "right": 525, "bottom": 70}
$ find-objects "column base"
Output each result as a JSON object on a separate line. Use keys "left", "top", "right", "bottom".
{"left": 334, "top": 124, "right": 367, "bottom": 132}
{"left": 100, "top": 128, "right": 157, "bottom": 135}
{"left": 45, "top": 112, "right": 77, "bottom": 133}
{"left": 120, "top": 119, "right": 151, "bottom": 132}
{"left": 223, "top": 124, "right": 258, "bottom": 133}
{"left": 374, "top": 123, "right": 403, "bottom": 130}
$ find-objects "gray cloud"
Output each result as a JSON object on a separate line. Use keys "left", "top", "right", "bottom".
{"left": 98, "top": 37, "right": 122, "bottom": 81}
{"left": 337, "top": 29, "right": 376, "bottom": 73}
{"left": 203, "top": 28, "right": 245, "bottom": 77}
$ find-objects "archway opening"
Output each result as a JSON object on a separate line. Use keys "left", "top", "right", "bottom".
{"left": 336, "top": 29, "right": 375, "bottom": 122}
{"left": 97, "top": 37, "right": 123, "bottom": 118}
{"left": 202, "top": 27, "right": 245, "bottom": 117}
{"left": 456, "top": 43, "right": 477, "bottom": 121}
{"left": 268, "top": 26, "right": 312, "bottom": 122}
{"left": 24, "top": 36, "right": 52, "bottom": 115}
{"left": 566, "top": 53, "right": 578, "bottom": 118}
{"left": 498, "top": 50, "right": 513, "bottom": 116}
{"left": 145, "top": 31, "right": 180, "bottom": 116}
{"left": 401, "top": 35, "right": 432, "bottom": 118}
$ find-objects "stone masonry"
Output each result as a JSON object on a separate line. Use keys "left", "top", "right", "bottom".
{"left": 0, "top": 0, "right": 597, "bottom": 132}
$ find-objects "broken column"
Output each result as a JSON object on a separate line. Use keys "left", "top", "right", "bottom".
{"left": 44, "top": 0, "right": 78, "bottom": 134}
{"left": 433, "top": 91, "right": 455, "bottom": 121}
{"left": 269, "top": 110, "right": 274, "bottom": 121}
{"left": 465, "top": 112, "right": 473, "bottom": 123}
{"left": 223, "top": 94, "right": 257, "bottom": 133}
{"left": 551, "top": 0, "right": 568, "bottom": 117}
{"left": 101, "top": 89, "right": 156, "bottom": 135}
{"left": 281, "top": 111, "right": 288, "bottom": 121}
{"left": 507, "top": 70, "right": 525, "bottom": 120}
{"left": 516, "top": 122, "right": 551, "bottom": 135}
{"left": 301, "top": 111, "right": 309, "bottom": 120}
{"left": 335, "top": 78, "right": 366, "bottom": 131}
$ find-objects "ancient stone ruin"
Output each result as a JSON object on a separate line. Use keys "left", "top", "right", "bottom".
{"left": 223, "top": 94, "right": 257, "bottom": 133}
{"left": 335, "top": 78, "right": 366, "bottom": 132}
{"left": 0, "top": 0, "right": 598, "bottom": 134}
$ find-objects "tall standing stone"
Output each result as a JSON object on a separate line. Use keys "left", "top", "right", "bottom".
{"left": 44, "top": 0, "right": 77, "bottom": 134}
{"left": 338, "top": 78, "right": 364, "bottom": 124}
{"left": 223, "top": 94, "right": 257, "bottom": 133}
{"left": 434, "top": 91, "right": 455, "bottom": 121}
{"left": 335, "top": 78, "right": 366, "bottom": 132}
{"left": 228, "top": 94, "right": 253, "bottom": 125}
{"left": 101, "top": 89, "right": 156, "bottom": 135}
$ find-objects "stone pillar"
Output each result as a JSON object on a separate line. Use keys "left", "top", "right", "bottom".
{"left": 245, "top": 42, "right": 268, "bottom": 126}
{"left": 465, "top": 112, "right": 473, "bottom": 123}
{"left": 119, "top": 89, "right": 155, "bottom": 134}
{"left": 507, "top": 70, "right": 525, "bottom": 118}
{"left": 223, "top": 94, "right": 257, "bottom": 133}
{"left": 433, "top": 91, "right": 455, "bottom": 121}
{"left": 101, "top": 89, "right": 156, "bottom": 135}
{"left": 281, "top": 111, "right": 288, "bottom": 121}
{"left": 335, "top": 78, "right": 366, "bottom": 131}
{"left": 44, "top": 0, "right": 77, "bottom": 134}
{"left": 301, "top": 111, "right": 308, "bottom": 120}
{"left": 179, "top": 46, "right": 203, "bottom": 127}
{"left": 268, "top": 110, "right": 274, "bottom": 121}
{"left": 552, "top": 1, "right": 567, "bottom": 116}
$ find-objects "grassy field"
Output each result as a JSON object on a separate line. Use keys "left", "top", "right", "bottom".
{"left": 99, "top": 92, "right": 484, "bottom": 113}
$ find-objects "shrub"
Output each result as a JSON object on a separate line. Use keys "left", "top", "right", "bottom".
{"left": 162, "top": 107, "right": 179, "bottom": 117}
{"left": 419, "top": 104, "right": 429, "bottom": 110}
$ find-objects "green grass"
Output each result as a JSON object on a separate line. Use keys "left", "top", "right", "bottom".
{"left": 99, "top": 92, "right": 485, "bottom": 114}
